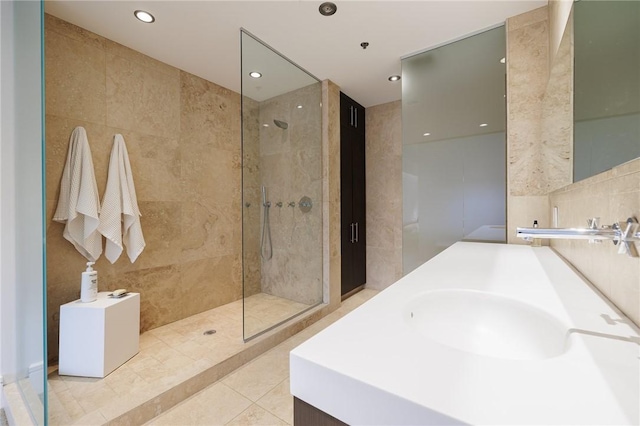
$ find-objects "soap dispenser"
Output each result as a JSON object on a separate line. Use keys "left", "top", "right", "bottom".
{"left": 81, "top": 262, "right": 98, "bottom": 303}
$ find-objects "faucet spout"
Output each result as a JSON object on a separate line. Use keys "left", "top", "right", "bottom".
{"left": 516, "top": 217, "right": 640, "bottom": 257}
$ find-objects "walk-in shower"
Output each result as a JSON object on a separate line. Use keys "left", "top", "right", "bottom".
{"left": 241, "top": 30, "right": 323, "bottom": 340}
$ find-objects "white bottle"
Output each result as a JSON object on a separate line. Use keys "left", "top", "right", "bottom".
{"left": 81, "top": 262, "right": 98, "bottom": 303}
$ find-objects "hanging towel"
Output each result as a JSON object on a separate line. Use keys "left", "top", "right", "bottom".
{"left": 53, "top": 127, "right": 103, "bottom": 261}
{"left": 98, "top": 134, "right": 145, "bottom": 263}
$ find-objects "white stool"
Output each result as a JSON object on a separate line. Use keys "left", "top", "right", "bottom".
{"left": 59, "top": 292, "right": 140, "bottom": 378}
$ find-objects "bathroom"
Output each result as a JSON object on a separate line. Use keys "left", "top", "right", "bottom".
{"left": 1, "top": 0, "right": 639, "bottom": 424}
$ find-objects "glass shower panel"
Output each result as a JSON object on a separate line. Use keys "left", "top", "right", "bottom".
{"left": 1, "top": 0, "right": 47, "bottom": 423}
{"left": 402, "top": 26, "right": 507, "bottom": 274}
{"left": 241, "top": 30, "right": 323, "bottom": 340}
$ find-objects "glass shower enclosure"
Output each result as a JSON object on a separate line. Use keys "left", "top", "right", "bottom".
{"left": 241, "top": 30, "right": 323, "bottom": 340}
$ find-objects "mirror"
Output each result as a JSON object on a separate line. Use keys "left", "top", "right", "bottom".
{"left": 401, "top": 26, "right": 507, "bottom": 274}
{"left": 573, "top": 0, "right": 640, "bottom": 182}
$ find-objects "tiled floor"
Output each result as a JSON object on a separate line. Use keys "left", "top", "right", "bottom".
{"left": 48, "top": 292, "right": 314, "bottom": 425}
{"left": 48, "top": 290, "right": 376, "bottom": 425}
{"left": 146, "top": 289, "right": 377, "bottom": 426}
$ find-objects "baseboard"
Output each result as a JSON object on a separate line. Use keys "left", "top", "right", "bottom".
{"left": 2, "top": 382, "right": 35, "bottom": 426}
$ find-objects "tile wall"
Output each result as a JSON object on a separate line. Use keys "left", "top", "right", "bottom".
{"left": 255, "top": 85, "right": 323, "bottom": 305}
{"left": 45, "top": 14, "right": 239, "bottom": 360}
{"left": 364, "top": 101, "right": 403, "bottom": 290}
{"left": 550, "top": 159, "right": 640, "bottom": 327}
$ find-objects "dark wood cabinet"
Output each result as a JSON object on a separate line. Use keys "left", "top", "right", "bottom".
{"left": 340, "top": 92, "right": 366, "bottom": 297}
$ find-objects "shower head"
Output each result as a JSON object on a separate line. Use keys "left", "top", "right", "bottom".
{"left": 273, "top": 119, "right": 288, "bottom": 130}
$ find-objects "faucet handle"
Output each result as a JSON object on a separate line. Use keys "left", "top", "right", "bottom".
{"left": 587, "top": 217, "right": 600, "bottom": 229}
{"left": 587, "top": 217, "right": 602, "bottom": 244}
{"left": 615, "top": 218, "right": 639, "bottom": 257}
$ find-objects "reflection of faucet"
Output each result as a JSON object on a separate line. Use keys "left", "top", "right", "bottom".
{"left": 516, "top": 217, "right": 640, "bottom": 257}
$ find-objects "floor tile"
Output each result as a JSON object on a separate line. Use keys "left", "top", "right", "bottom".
{"left": 256, "top": 378, "right": 293, "bottom": 424}
{"left": 225, "top": 404, "right": 288, "bottom": 426}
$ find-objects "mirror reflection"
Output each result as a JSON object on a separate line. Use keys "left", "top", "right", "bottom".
{"left": 402, "top": 26, "right": 507, "bottom": 274}
{"left": 573, "top": 0, "right": 640, "bottom": 181}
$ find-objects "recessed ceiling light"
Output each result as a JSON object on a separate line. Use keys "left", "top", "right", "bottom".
{"left": 479, "top": 123, "right": 488, "bottom": 127}
{"left": 388, "top": 75, "right": 401, "bottom": 82}
{"left": 134, "top": 10, "right": 155, "bottom": 23}
{"left": 423, "top": 132, "right": 431, "bottom": 136}
{"left": 262, "top": 123, "right": 269, "bottom": 127}
{"left": 297, "top": 105, "right": 303, "bottom": 109}
{"left": 500, "top": 57, "right": 506, "bottom": 64}
{"left": 319, "top": 2, "right": 337, "bottom": 16}
{"left": 249, "top": 71, "right": 262, "bottom": 78}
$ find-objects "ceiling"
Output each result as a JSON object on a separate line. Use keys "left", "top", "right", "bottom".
{"left": 44, "top": 0, "right": 545, "bottom": 108}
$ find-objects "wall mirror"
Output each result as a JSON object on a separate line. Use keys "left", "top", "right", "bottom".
{"left": 572, "top": 0, "right": 640, "bottom": 182}
{"left": 401, "top": 26, "right": 507, "bottom": 274}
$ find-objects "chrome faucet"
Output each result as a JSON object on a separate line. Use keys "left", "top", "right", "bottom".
{"left": 516, "top": 217, "right": 640, "bottom": 257}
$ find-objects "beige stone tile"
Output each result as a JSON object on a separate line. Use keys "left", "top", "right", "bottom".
{"left": 222, "top": 348, "right": 290, "bottom": 402}
{"left": 116, "top": 264, "right": 184, "bottom": 332}
{"left": 226, "top": 403, "right": 288, "bottom": 426}
{"left": 179, "top": 255, "right": 242, "bottom": 316}
{"left": 507, "top": 5, "right": 548, "bottom": 31}
{"left": 104, "top": 365, "right": 149, "bottom": 395}
{"left": 45, "top": 29, "right": 106, "bottom": 125}
{"left": 148, "top": 383, "right": 251, "bottom": 426}
{"left": 106, "top": 53, "right": 181, "bottom": 138}
{"left": 70, "top": 410, "right": 107, "bottom": 425}
{"left": 180, "top": 202, "right": 239, "bottom": 263}
{"left": 45, "top": 14, "right": 106, "bottom": 51}
{"left": 256, "top": 378, "right": 293, "bottom": 424}
{"left": 48, "top": 387, "right": 85, "bottom": 425}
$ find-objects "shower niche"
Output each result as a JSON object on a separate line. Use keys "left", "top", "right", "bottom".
{"left": 241, "top": 30, "right": 323, "bottom": 340}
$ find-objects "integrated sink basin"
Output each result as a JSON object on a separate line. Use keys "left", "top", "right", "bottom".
{"left": 404, "top": 289, "right": 569, "bottom": 360}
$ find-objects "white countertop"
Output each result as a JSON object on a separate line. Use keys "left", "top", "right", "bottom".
{"left": 290, "top": 243, "right": 640, "bottom": 425}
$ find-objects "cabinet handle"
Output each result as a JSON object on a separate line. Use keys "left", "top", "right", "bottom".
{"left": 350, "top": 106, "right": 354, "bottom": 126}
{"left": 355, "top": 108, "right": 358, "bottom": 128}
{"left": 350, "top": 223, "right": 355, "bottom": 243}
{"left": 355, "top": 222, "right": 359, "bottom": 242}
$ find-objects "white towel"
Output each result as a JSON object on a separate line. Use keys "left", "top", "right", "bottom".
{"left": 98, "top": 134, "right": 145, "bottom": 263}
{"left": 53, "top": 127, "right": 103, "bottom": 261}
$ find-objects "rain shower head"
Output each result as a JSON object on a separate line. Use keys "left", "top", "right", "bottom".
{"left": 273, "top": 119, "right": 289, "bottom": 130}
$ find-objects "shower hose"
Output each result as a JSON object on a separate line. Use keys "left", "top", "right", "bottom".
{"left": 260, "top": 186, "right": 273, "bottom": 260}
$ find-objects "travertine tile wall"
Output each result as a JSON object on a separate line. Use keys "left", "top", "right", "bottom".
{"left": 506, "top": 7, "right": 551, "bottom": 242}
{"left": 242, "top": 96, "right": 262, "bottom": 298}
{"left": 45, "top": 14, "right": 243, "bottom": 360}
{"left": 255, "top": 84, "right": 324, "bottom": 304}
{"left": 365, "top": 101, "right": 403, "bottom": 290}
{"left": 550, "top": 159, "right": 640, "bottom": 326}
{"left": 509, "top": 4, "right": 639, "bottom": 327}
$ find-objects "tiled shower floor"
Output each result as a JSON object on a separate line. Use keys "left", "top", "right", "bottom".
{"left": 47, "top": 292, "right": 317, "bottom": 425}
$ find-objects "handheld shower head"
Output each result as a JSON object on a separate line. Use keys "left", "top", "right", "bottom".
{"left": 273, "top": 119, "right": 288, "bottom": 130}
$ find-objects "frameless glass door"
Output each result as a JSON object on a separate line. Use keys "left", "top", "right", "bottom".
{"left": 241, "top": 30, "right": 323, "bottom": 340}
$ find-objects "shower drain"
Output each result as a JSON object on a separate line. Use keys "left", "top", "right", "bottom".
{"left": 203, "top": 329, "right": 217, "bottom": 335}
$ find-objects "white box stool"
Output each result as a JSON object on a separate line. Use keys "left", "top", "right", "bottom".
{"left": 59, "top": 292, "right": 140, "bottom": 378}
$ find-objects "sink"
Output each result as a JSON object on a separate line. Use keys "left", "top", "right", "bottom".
{"left": 404, "top": 290, "right": 569, "bottom": 360}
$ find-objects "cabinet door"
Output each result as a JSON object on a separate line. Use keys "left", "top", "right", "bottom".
{"left": 351, "top": 107, "right": 366, "bottom": 289}
{"left": 340, "top": 92, "right": 366, "bottom": 296}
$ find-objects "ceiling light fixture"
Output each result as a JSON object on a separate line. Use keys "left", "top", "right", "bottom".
{"left": 297, "top": 105, "right": 303, "bottom": 109}
{"left": 319, "top": 2, "right": 337, "bottom": 16}
{"left": 388, "top": 75, "right": 401, "bottom": 82}
{"left": 134, "top": 10, "right": 155, "bottom": 23}
{"left": 249, "top": 71, "right": 262, "bottom": 78}
{"left": 423, "top": 132, "right": 431, "bottom": 136}
{"left": 479, "top": 123, "right": 488, "bottom": 127}
{"left": 500, "top": 57, "right": 506, "bottom": 64}
{"left": 262, "top": 123, "right": 269, "bottom": 127}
